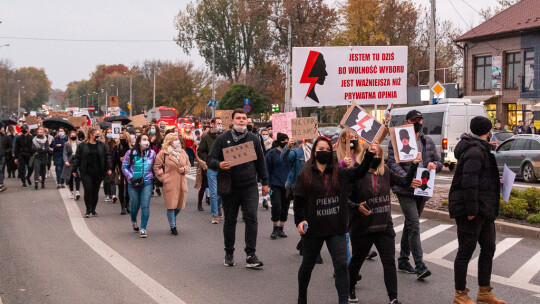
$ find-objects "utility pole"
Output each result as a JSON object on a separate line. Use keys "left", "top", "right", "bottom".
{"left": 129, "top": 75, "right": 133, "bottom": 117}
{"left": 153, "top": 70, "right": 156, "bottom": 108}
{"left": 17, "top": 80, "right": 21, "bottom": 119}
{"left": 429, "top": 0, "right": 436, "bottom": 102}
{"left": 212, "top": 46, "right": 215, "bottom": 118}
{"left": 105, "top": 90, "right": 108, "bottom": 115}
{"left": 284, "top": 17, "right": 292, "bottom": 113}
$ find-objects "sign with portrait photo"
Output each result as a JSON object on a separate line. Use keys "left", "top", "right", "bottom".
{"left": 111, "top": 123, "right": 121, "bottom": 139}
{"left": 414, "top": 168, "right": 435, "bottom": 197}
{"left": 389, "top": 124, "right": 418, "bottom": 163}
{"left": 340, "top": 102, "right": 388, "bottom": 143}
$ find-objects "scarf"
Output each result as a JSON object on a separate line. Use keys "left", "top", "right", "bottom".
{"left": 302, "top": 142, "right": 312, "bottom": 161}
{"left": 231, "top": 128, "right": 248, "bottom": 143}
{"left": 167, "top": 146, "right": 182, "bottom": 164}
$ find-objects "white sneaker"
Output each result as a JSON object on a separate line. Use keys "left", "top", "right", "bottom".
{"left": 139, "top": 229, "right": 147, "bottom": 238}
{"left": 104, "top": 196, "right": 111, "bottom": 202}
{"left": 212, "top": 215, "right": 219, "bottom": 224}
{"left": 75, "top": 191, "right": 81, "bottom": 200}
{"left": 70, "top": 191, "right": 75, "bottom": 199}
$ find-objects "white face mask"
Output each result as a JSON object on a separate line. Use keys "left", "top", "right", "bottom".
{"left": 233, "top": 125, "right": 247, "bottom": 133}
{"left": 262, "top": 135, "right": 269, "bottom": 141}
{"left": 58, "top": 132, "right": 65, "bottom": 137}
{"left": 172, "top": 140, "right": 181, "bottom": 148}
{"left": 215, "top": 125, "right": 223, "bottom": 132}
{"left": 140, "top": 141, "right": 150, "bottom": 149}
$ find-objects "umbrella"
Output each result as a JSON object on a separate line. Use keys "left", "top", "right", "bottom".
{"left": 99, "top": 121, "right": 112, "bottom": 130}
{"left": 104, "top": 115, "right": 131, "bottom": 125}
{"left": 1, "top": 115, "right": 17, "bottom": 127}
{"left": 42, "top": 117, "right": 75, "bottom": 131}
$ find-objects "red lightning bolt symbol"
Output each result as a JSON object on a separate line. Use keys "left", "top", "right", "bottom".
{"left": 356, "top": 115, "right": 371, "bottom": 131}
{"left": 300, "top": 51, "right": 320, "bottom": 99}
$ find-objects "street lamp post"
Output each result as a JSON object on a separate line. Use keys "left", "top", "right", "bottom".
{"left": 17, "top": 80, "right": 20, "bottom": 119}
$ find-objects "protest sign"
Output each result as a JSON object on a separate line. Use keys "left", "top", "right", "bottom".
{"left": 130, "top": 114, "right": 148, "bottom": 128}
{"left": 272, "top": 112, "right": 297, "bottom": 140}
{"left": 291, "top": 117, "right": 319, "bottom": 140}
{"left": 223, "top": 141, "right": 257, "bottom": 167}
{"left": 30, "top": 111, "right": 37, "bottom": 116}
{"left": 215, "top": 110, "right": 234, "bottom": 130}
{"left": 340, "top": 102, "right": 387, "bottom": 143}
{"left": 292, "top": 46, "right": 407, "bottom": 107}
{"left": 501, "top": 164, "right": 516, "bottom": 202}
{"left": 389, "top": 124, "right": 418, "bottom": 163}
{"left": 49, "top": 111, "right": 69, "bottom": 118}
{"left": 108, "top": 107, "right": 120, "bottom": 116}
{"left": 25, "top": 116, "right": 39, "bottom": 129}
{"left": 414, "top": 168, "right": 435, "bottom": 197}
{"left": 109, "top": 96, "right": 119, "bottom": 107}
{"left": 111, "top": 123, "right": 121, "bottom": 139}
{"left": 68, "top": 116, "right": 87, "bottom": 128}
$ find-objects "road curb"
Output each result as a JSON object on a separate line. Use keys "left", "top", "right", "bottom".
{"left": 391, "top": 202, "right": 540, "bottom": 239}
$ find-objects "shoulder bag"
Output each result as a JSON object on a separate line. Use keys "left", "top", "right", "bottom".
{"left": 154, "top": 154, "right": 166, "bottom": 188}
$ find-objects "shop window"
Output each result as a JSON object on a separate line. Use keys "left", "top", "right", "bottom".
{"left": 485, "top": 104, "right": 497, "bottom": 123}
{"left": 523, "top": 50, "right": 535, "bottom": 92}
{"left": 505, "top": 52, "right": 521, "bottom": 89}
{"left": 507, "top": 104, "right": 523, "bottom": 126}
{"left": 475, "top": 56, "right": 492, "bottom": 90}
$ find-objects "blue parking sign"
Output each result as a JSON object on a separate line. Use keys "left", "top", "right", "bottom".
{"left": 244, "top": 98, "right": 251, "bottom": 105}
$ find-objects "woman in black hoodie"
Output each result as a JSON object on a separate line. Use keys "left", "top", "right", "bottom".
{"left": 294, "top": 136, "right": 377, "bottom": 304}
{"left": 347, "top": 144, "right": 421, "bottom": 304}
{"left": 112, "top": 131, "right": 131, "bottom": 215}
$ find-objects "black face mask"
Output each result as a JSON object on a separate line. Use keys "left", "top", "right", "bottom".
{"left": 22, "top": 130, "right": 28, "bottom": 134}
{"left": 120, "top": 139, "right": 127, "bottom": 145}
{"left": 70, "top": 136, "right": 77, "bottom": 141}
{"left": 371, "top": 158, "right": 382, "bottom": 169}
{"left": 315, "top": 151, "right": 332, "bottom": 165}
{"left": 350, "top": 140, "right": 358, "bottom": 149}
{"left": 95, "top": 136, "right": 100, "bottom": 141}
{"left": 279, "top": 141, "right": 287, "bottom": 148}
{"left": 247, "top": 125, "right": 253, "bottom": 132}
{"left": 37, "top": 134, "right": 44, "bottom": 139}
{"left": 414, "top": 122, "right": 422, "bottom": 133}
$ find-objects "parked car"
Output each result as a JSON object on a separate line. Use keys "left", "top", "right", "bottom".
{"left": 319, "top": 126, "right": 342, "bottom": 138}
{"left": 490, "top": 131, "right": 513, "bottom": 148}
{"left": 493, "top": 134, "right": 540, "bottom": 183}
{"left": 382, "top": 98, "right": 487, "bottom": 171}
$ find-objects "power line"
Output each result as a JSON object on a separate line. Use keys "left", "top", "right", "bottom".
{"left": 448, "top": 0, "right": 500, "bottom": 51}
{"left": 0, "top": 36, "right": 175, "bottom": 43}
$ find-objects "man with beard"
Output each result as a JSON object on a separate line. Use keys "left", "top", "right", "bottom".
{"left": 387, "top": 110, "right": 442, "bottom": 280}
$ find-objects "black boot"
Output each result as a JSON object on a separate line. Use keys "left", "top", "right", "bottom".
{"left": 270, "top": 226, "right": 278, "bottom": 239}
{"left": 41, "top": 182, "right": 45, "bottom": 189}
{"left": 197, "top": 202, "right": 204, "bottom": 211}
{"left": 277, "top": 226, "right": 288, "bottom": 238}
{"left": 296, "top": 239, "right": 303, "bottom": 255}
{"left": 262, "top": 199, "right": 269, "bottom": 210}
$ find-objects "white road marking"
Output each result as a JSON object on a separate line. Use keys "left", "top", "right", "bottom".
{"left": 57, "top": 177, "right": 185, "bottom": 304}
{"left": 509, "top": 251, "right": 540, "bottom": 284}
{"left": 396, "top": 224, "right": 452, "bottom": 251}
{"left": 425, "top": 239, "right": 459, "bottom": 259}
{"left": 391, "top": 214, "right": 402, "bottom": 219}
{"left": 468, "top": 238, "right": 522, "bottom": 273}
{"left": 393, "top": 219, "right": 427, "bottom": 233}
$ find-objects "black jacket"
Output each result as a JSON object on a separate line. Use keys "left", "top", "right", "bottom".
{"left": 449, "top": 134, "right": 500, "bottom": 220}
{"left": 112, "top": 142, "right": 130, "bottom": 171}
{"left": 13, "top": 134, "right": 34, "bottom": 157}
{"left": 0, "top": 133, "right": 12, "bottom": 158}
{"left": 71, "top": 141, "right": 112, "bottom": 177}
{"left": 207, "top": 129, "right": 268, "bottom": 187}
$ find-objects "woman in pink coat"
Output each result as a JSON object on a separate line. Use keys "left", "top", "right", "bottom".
{"left": 153, "top": 133, "right": 191, "bottom": 235}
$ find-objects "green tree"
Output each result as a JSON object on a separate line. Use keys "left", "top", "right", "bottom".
{"left": 16, "top": 67, "right": 51, "bottom": 111}
{"left": 219, "top": 84, "right": 266, "bottom": 114}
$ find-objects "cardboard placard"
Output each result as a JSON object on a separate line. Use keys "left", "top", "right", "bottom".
{"left": 291, "top": 117, "right": 319, "bottom": 140}
{"left": 111, "top": 123, "right": 122, "bottom": 139}
{"left": 340, "top": 102, "right": 387, "bottom": 143}
{"left": 25, "top": 116, "right": 39, "bottom": 129}
{"left": 68, "top": 116, "right": 87, "bottom": 128}
{"left": 215, "top": 110, "right": 234, "bottom": 130}
{"left": 223, "top": 141, "right": 257, "bottom": 167}
{"left": 130, "top": 114, "right": 148, "bottom": 128}
{"left": 389, "top": 124, "right": 418, "bottom": 163}
{"left": 272, "top": 112, "right": 297, "bottom": 140}
{"left": 49, "top": 111, "right": 69, "bottom": 118}
{"left": 109, "top": 96, "right": 119, "bottom": 107}
{"left": 414, "top": 168, "right": 435, "bottom": 197}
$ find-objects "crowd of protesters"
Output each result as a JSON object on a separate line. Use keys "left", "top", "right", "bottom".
{"left": 0, "top": 108, "right": 508, "bottom": 304}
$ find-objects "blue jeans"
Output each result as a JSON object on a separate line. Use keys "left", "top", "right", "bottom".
{"left": 167, "top": 209, "right": 181, "bottom": 228}
{"left": 55, "top": 163, "right": 64, "bottom": 184}
{"left": 128, "top": 183, "right": 153, "bottom": 230}
{"left": 346, "top": 232, "right": 351, "bottom": 264}
{"left": 397, "top": 195, "right": 426, "bottom": 267}
{"left": 207, "top": 169, "right": 222, "bottom": 216}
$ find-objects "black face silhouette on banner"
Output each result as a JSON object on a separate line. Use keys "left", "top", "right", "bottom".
{"left": 399, "top": 129, "right": 414, "bottom": 154}
{"left": 419, "top": 170, "right": 431, "bottom": 191}
{"left": 300, "top": 51, "right": 328, "bottom": 103}
{"left": 344, "top": 107, "right": 381, "bottom": 143}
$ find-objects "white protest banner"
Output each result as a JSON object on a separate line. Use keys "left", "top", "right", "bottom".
{"left": 292, "top": 46, "right": 407, "bottom": 108}
{"left": 272, "top": 112, "right": 296, "bottom": 140}
{"left": 414, "top": 168, "right": 435, "bottom": 197}
{"left": 501, "top": 164, "right": 516, "bottom": 202}
{"left": 111, "top": 123, "right": 121, "bottom": 139}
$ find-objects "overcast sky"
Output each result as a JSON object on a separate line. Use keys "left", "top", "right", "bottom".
{"left": 0, "top": 0, "right": 495, "bottom": 90}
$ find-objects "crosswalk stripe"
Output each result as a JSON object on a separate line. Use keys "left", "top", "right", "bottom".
{"left": 391, "top": 214, "right": 402, "bottom": 219}
{"left": 468, "top": 238, "right": 522, "bottom": 273}
{"left": 395, "top": 224, "right": 453, "bottom": 252}
{"left": 393, "top": 219, "right": 427, "bottom": 233}
{"left": 509, "top": 251, "right": 540, "bottom": 284}
{"left": 425, "top": 239, "right": 459, "bottom": 259}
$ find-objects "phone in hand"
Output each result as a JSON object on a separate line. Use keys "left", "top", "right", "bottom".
{"left": 303, "top": 223, "right": 308, "bottom": 233}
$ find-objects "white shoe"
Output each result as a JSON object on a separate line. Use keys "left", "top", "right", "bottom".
{"left": 75, "top": 191, "right": 81, "bottom": 200}
{"left": 104, "top": 196, "right": 111, "bottom": 202}
{"left": 70, "top": 191, "right": 75, "bottom": 199}
{"left": 139, "top": 229, "right": 147, "bottom": 238}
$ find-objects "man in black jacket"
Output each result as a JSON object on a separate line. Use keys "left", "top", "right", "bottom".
{"left": 449, "top": 116, "right": 504, "bottom": 304}
{"left": 0, "top": 125, "right": 12, "bottom": 192}
{"left": 387, "top": 110, "right": 443, "bottom": 279}
{"left": 207, "top": 109, "right": 269, "bottom": 268}
{"left": 12, "top": 125, "right": 34, "bottom": 187}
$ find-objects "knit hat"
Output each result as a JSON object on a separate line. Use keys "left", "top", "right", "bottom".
{"left": 470, "top": 116, "right": 492, "bottom": 136}
{"left": 276, "top": 132, "right": 288, "bottom": 143}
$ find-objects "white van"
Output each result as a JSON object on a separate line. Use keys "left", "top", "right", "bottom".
{"left": 382, "top": 98, "right": 487, "bottom": 170}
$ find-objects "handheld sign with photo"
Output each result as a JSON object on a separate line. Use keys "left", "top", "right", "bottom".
{"left": 340, "top": 102, "right": 388, "bottom": 143}
{"left": 414, "top": 168, "right": 435, "bottom": 197}
{"left": 111, "top": 123, "right": 121, "bottom": 139}
{"left": 272, "top": 112, "right": 297, "bottom": 140}
{"left": 389, "top": 124, "right": 418, "bottom": 162}
{"left": 215, "top": 110, "right": 234, "bottom": 130}
{"left": 223, "top": 141, "right": 257, "bottom": 167}
{"left": 291, "top": 117, "right": 319, "bottom": 140}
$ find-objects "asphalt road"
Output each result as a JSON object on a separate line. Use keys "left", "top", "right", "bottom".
{"left": 1, "top": 169, "right": 540, "bottom": 304}
{"left": 436, "top": 167, "right": 540, "bottom": 189}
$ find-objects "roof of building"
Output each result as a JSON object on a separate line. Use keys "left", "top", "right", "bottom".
{"left": 456, "top": 0, "right": 540, "bottom": 42}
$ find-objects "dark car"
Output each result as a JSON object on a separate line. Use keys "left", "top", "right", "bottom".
{"left": 493, "top": 134, "right": 540, "bottom": 183}
{"left": 490, "top": 131, "right": 513, "bottom": 148}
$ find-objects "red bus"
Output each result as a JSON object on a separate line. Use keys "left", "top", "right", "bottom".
{"left": 156, "top": 106, "right": 177, "bottom": 127}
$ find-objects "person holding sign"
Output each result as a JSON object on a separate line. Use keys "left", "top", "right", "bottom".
{"left": 348, "top": 144, "right": 421, "bottom": 304}
{"left": 207, "top": 109, "right": 269, "bottom": 268}
{"left": 448, "top": 117, "right": 505, "bottom": 304}
{"left": 294, "top": 136, "right": 377, "bottom": 304}
{"left": 387, "top": 110, "right": 442, "bottom": 279}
